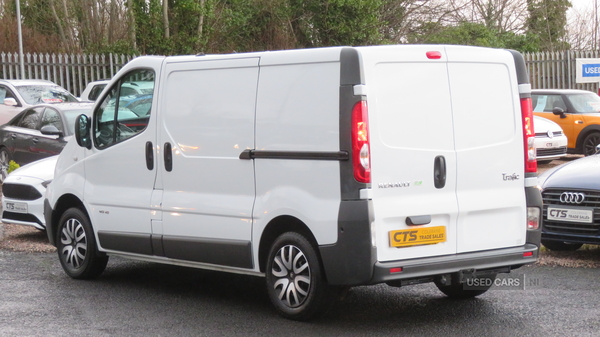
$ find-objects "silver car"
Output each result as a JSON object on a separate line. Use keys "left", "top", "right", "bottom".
{"left": 0, "top": 79, "right": 78, "bottom": 125}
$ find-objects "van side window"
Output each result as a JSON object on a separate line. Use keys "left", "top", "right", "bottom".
{"left": 93, "top": 69, "right": 154, "bottom": 149}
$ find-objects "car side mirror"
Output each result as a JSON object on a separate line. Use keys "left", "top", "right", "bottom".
{"left": 40, "top": 125, "right": 63, "bottom": 137}
{"left": 3, "top": 97, "right": 17, "bottom": 106}
{"left": 552, "top": 107, "right": 567, "bottom": 118}
{"left": 74, "top": 114, "right": 92, "bottom": 149}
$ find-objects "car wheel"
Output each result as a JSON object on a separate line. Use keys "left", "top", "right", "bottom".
{"left": 265, "top": 232, "right": 340, "bottom": 321}
{"left": 57, "top": 208, "right": 108, "bottom": 279}
{"left": 582, "top": 132, "right": 600, "bottom": 156}
{"left": 434, "top": 273, "right": 496, "bottom": 299}
{"left": 541, "top": 239, "right": 583, "bottom": 251}
{"left": 0, "top": 147, "right": 11, "bottom": 183}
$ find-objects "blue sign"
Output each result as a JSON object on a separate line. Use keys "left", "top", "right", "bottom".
{"left": 582, "top": 64, "right": 600, "bottom": 77}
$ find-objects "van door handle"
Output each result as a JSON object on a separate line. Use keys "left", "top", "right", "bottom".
{"left": 145, "top": 141, "right": 154, "bottom": 170}
{"left": 164, "top": 142, "right": 173, "bottom": 172}
{"left": 434, "top": 155, "right": 446, "bottom": 189}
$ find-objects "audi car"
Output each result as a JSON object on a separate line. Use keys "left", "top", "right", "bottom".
{"left": 538, "top": 154, "right": 600, "bottom": 251}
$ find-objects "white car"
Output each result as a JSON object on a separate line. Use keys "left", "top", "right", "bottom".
{"left": 2, "top": 155, "right": 58, "bottom": 230}
{"left": 534, "top": 116, "right": 568, "bottom": 163}
{"left": 0, "top": 79, "right": 79, "bottom": 125}
{"left": 79, "top": 79, "right": 109, "bottom": 102}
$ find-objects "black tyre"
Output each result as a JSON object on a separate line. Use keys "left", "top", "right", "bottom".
{"left": 0, "top": 147, "right": 11, "bottom": 183}
{"left": 541, "top": 239, "right": 583, "bottom": 251}
{"left": 582, "top": 132, "right": 600, "bottom": 156}
{"left": 435, "top": 273, "right": 496, "bottom": 299}
{"left": 57, "top": 208, "right": 108, "bottom": 279}
{"left": 265, "top": 232, "right": 339, "bottom": 321}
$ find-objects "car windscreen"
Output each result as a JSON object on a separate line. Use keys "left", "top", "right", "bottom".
{"left": 16, "top": 85, "right": 79, "bottom": 105}
{"left": 567, "top": 93, "right": 600, "bottom": 113}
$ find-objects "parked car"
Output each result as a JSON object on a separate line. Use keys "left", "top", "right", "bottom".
{"left": 534, "top": 116, "right": 567, "bottom": 163}
{"left": 1, "top": 155, "right": 58, "bottom": 230}
{"left": 532, "top": 89, "right": 600, "bottom": 156}
{"left": 0, "top": 102, "right": 93, "bottom": 182}
{"left": 538, "top": 153, "right": 600, "bottom": 251}
{"left": 0, "top": 79, "right": 79, "bottom": 125}
{"left": 79, "top": 79, "right": 109, "bottom": 102}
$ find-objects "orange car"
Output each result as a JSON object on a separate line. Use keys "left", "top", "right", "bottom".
{"left": 532, "top": 89, "right": 600, "bottom": 156}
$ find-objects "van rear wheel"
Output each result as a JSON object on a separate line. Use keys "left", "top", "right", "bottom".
{"left": 265, "top": 232, "right": 339, "bottom": 321}
{"left": 57, "top": 208, "right": 108, "bottom": 279}
{"left": 435, "top": 274, "right": 496, "bottom": 299}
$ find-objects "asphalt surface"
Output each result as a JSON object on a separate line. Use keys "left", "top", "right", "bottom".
{"left": 1, "top": 250, "right": 598, "bottom": 337}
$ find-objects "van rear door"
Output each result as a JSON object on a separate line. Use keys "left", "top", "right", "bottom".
{"left": 445, "top": 46, "right": 526, "bottom": 253}
{"left": 361, "top": 45, "right": 459, "bottom": 262}
{"left": 361, "top": 45, "right": 526, "bottom": 262}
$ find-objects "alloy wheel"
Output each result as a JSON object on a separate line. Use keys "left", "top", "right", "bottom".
{"left": 60, "top": 218, "right": 88, "bottom": 269}
{"left": 270, "top": 244, "right": 312, "bottom": 308}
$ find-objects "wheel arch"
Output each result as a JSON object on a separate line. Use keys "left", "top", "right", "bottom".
{"left": 576, "top": 125, "right": 600, "bottom": 153}
{"left": 258, "top": 215, "right": 319, "bottom": 274}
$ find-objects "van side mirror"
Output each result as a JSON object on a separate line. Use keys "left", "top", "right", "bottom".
{"left": 3, "top": 97, "right": 17, "bottom": 106}
{"left": 552, "top": 107, "right": 567, "bottom": 118}
{"left": 74, "top": 114, "right": 92, "bottom": 149}
{"left": 40, "top": 125, "right": 63, "bottom": 137}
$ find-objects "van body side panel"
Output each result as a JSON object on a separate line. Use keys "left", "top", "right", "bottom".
{"left": 253, "top": 61, "right": 341, "bottom": 251}
{"left": 157, "top": 58, "right": 258, "bottom": 267}
{"left": 445, "top": 47, "right": 526, "bottom": 253}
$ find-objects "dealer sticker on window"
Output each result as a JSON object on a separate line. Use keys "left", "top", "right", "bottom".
{"left": 389, "top": 226, "right": 446, "bottom": 248}
{"left": 547, "top": 207, "right": 593, "bottom": 223}
{"left": 5, "top": 202, "right": 28, "bottom": 214}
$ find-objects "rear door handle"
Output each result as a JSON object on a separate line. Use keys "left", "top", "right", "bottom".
{"left": 434, "top": 155, "right": 446, "bottom": 189}
{"left": 164, "top": 142, "right": 173, "bottom": 172}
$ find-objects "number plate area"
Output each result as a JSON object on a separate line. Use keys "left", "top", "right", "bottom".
{"left": 5, "top": 202, "right": 28, "bottom": 213}
{"left": 389, "top": 226, "right": 446, "bottom": 248}
{"left": 547, "top": 207, "right": 593, "bottom": 223}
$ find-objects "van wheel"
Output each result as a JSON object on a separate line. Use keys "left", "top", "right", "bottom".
{"left": 265, "top": 232, "right": 339, "bottom": 321}
{"left": 434, "top": 274, "right": 496, "bottom": 299}
{"left": 582, "top": 132, "right": 600, "bottom": 156}
{"left": 541, "top": 239, "right": 583, "bottom": 251}
{"left": 0, "top": 147, "right": 11, "bottom": 183}
{"left": 57, "top": 208, "right": 108, "bottom": 279}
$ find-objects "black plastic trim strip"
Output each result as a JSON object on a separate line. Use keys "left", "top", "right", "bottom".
{"left": 98, "top": 231, "right": 153, "bottom": 255}
{"left": 162, "top": 235, "right": 253, "bottom": 269}
{"left": 239, "top": 149, "right": 349, "bottom": 161}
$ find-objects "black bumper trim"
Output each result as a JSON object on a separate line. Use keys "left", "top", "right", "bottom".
{"left": 371, "top": 244, "right": 538, "bottom": 284}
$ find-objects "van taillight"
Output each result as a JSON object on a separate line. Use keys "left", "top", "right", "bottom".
{"left": 352, "top": 101, "right": 371, "bottom": 183}
{"left": 520, "top": 97, "right": 537, "bottom": 173}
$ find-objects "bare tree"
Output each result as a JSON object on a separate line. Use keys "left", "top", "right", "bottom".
{"left": 567, "top": 0, "right": 599, "bottom": 50}
{"left": 448, "top": 0, "right": 529, "bottom": 33}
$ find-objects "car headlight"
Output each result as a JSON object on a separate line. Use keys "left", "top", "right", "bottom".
{"left": 41, "top": 180, "right": 53, "bottom": 188}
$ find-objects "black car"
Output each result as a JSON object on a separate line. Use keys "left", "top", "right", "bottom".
{"left": 0, "top": 102, "right": 93, "bottom": 182}
{"left": 539, "top": 155, "right": 600, "bottom": 251}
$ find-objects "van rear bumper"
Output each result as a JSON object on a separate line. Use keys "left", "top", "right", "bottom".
{"left": 370, "top": 244, "right": 538, "bottom": 285}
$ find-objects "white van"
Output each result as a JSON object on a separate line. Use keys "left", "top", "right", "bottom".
{"left": 45, "top": 45, "right": 542, "bottom": 320}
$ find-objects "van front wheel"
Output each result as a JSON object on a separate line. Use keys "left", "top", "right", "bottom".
{"left": 57, "top": 208, "right": 108, "bottom": 279}
{"left": 265, "top": 232, "right": 339, "bottom": 321}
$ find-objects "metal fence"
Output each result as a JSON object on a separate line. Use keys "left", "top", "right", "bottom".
{"left": 2, "top": 50, "right": 600, "bottom": 96}
{"left": 0, "top": 52, "right": 138, "bottom": 96}
{"left": 524, "top": 50, "right": 600, "bottom": 93}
